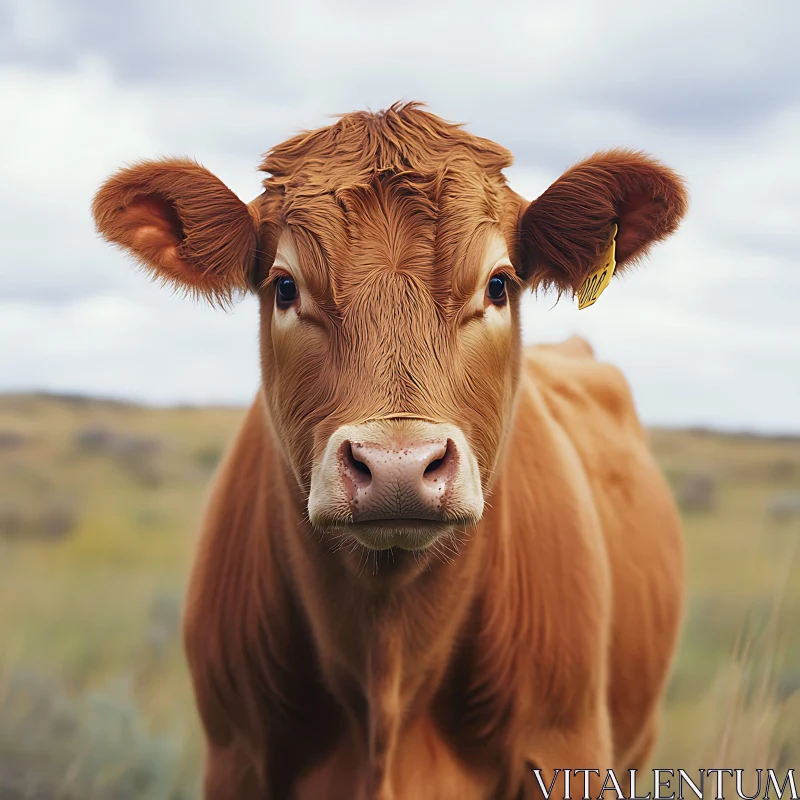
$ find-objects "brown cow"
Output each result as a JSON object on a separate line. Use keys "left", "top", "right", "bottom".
{"left": 92, "top": 102, "right": 687, "bottom": 799}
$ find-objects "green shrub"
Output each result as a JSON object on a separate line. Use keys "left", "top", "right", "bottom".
{"left": 0, "top": 671, "right": 198, "bottom": 800}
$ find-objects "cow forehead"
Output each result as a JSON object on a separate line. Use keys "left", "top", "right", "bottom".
{"left": 256, "top": 103, "right": 518, "bottom": 304}
{"left": 270, "top": 211, "right": 511, "bottom": 314}
{"left": 267, "top": 170, "right": 512, "bottom": 307}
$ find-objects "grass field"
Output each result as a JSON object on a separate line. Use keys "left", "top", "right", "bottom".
{"left": 0, "top": 393, "right": 798, "bottom": 798}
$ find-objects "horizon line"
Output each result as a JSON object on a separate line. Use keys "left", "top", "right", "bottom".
{"left": 2, "top": 390, "right": 799, "bottom": 442}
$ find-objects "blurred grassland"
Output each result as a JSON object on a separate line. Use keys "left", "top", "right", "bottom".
{"left": 0, "top": 394, "right": 799, "bottom": 798}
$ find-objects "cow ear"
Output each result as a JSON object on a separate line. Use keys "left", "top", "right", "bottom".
{"left": 91, "top": 158, "right": 259, "bottom": 303}
{"left": 517, "top": 149, "right": 688, "bottom": 294}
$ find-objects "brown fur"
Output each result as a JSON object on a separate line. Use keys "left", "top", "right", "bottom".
{"left": 91, "top": 102, "right": 688, "bottom": 799}
{"left": 518, "top": 148, "right": 688, "bottom": 292}
{"left": 91, "top": 157, "right": 258, "bottom": 304}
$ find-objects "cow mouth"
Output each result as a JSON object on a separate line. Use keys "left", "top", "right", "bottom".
{"left": 345, "top": 519, "right": 458, "bottom": 551}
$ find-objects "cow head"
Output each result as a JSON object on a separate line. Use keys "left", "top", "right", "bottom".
{"left": 92, "top": 103, "right": 687, "bottom": 558}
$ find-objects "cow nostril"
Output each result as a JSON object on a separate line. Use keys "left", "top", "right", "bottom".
{"left": 425, "top": 457, "right": 444, "bottom": 475}
{"left": 352, "top": 458, "right": 371, "bottom": 477}
{"left": 423, "top": 439, "right": 455, "bottom": 479}
{"left": 342, "top": 441, "right": 372, "bottom": 483}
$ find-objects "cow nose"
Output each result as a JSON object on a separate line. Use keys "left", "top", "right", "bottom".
{"left": 339, "top": 438, "right": 457, "bottom": 520}
{"left": 307, "top": 420, "right": 484, "bottom": 546}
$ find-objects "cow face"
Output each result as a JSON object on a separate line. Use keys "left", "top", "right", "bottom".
{"left": 92, "top": 103, "right": 686, "bottom": 555}
{"left": 256, "top": 186, "right": 518, "bottom": 553}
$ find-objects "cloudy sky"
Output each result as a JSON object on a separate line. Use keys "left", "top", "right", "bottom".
{"left": 1, "top": 0, "right": 798, "bottom": 431}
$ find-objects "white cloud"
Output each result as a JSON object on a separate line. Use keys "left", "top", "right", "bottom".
{"left": 1, "top": 0, "right": 798, "bottom": 432}
{"left": 0, "top": 290, "right": 261, "bottom": 405}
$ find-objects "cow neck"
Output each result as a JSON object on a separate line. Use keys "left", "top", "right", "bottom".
{"left": 273, "top": 450, "right": 489, "bottom": 793}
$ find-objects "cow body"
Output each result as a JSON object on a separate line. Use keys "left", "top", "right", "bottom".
{"left": 92, "top": 103, "right": 688, "bottom": 799}
{"left": 184, "top": 340, "right": 683, "bottom": 799}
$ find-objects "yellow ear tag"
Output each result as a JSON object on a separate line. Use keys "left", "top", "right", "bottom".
{"left": 577, "top": 224, "right": 618, "bottom": 310}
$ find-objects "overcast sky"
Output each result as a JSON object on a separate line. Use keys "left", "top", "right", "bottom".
{"left": 1, "top": 0, "right": 798, "bottom": 432}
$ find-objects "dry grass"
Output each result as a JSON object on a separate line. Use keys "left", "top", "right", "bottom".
{"left": 0, "top": 395, "right": 798, "bottom": 798}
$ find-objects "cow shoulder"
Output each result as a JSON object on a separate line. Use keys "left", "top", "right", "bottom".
{"left": 523, "top": 340, "right": 642, "bottom": 441}
{"left": 183, "top": 397, "right": 335, "bottom": 764}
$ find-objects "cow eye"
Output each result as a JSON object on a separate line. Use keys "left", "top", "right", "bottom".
{"left": 487, "top": 274, "right": 508, "bottom": 304}
{"left": 275, "top": 276, "right": 298, "bottom": 308}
